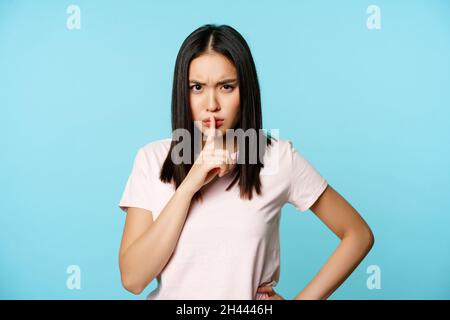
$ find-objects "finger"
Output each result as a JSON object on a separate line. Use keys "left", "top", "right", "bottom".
{"left": 209, "top": 158, "right": 232, "bottom": 178}
{"left": 200, "top": 149, "right": 228, "bottom": 164}
{"left": 210, "top": 149, "right": 233, "bottom": 165}
{"left": 217, "top": 163, "right": 228, "bottom": 177}
{"left": 204, "top": 115, "right": 216, "bottom": 149}
{"left": 201, "top": 152, "right": 228, "bottom": 167}
{"left": 227, "top": 150, "right": 238, "bottom": 165}
{"left": 209, "top": 114, "right": 216, "bottom": 133}
{"left": 230, "top": 151, "right": 238, "bottom": 163}
{"left": 204, "top": 168, "right": 220, "bottom": 185}
{"left": 203, "top": 151, "right": 231, "bottom": 177}
{"left": 220, "top": 151, "right": 236, "bottom": 176}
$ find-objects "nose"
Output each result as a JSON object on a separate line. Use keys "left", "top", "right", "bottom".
{"left": 206, "top": 89, "right": 220, "bottom": 112}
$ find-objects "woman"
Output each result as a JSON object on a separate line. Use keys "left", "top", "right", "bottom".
{"left": 118, "top": 24, "right": 374, "bottom": 300}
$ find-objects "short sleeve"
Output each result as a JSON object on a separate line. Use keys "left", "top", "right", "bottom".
{"left": 118, "top": 147, "right": 155, "bottom": 216}
{"left": 286, "top": 140, "right": 328, "bottom": 212}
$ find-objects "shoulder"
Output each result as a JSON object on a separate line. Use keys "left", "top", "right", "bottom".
{"left": 133, "top": 138, "right": 172, "bottom": 172}
{"left": 258, "top": 137, "right": 296, "bottom": 176}
{"left": 265, "top": 137, "right": 296, "bottom": 160}
{"left": 264, "top": 137, "right": 314, "bottom": 171}
{"left": 139, "top": 137, "right": 172, "bottom": 156}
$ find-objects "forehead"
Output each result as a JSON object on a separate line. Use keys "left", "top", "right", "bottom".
{"left": 189, "top": 53, "right": 237, "bottom": 81}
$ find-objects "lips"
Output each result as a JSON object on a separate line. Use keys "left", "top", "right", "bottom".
{"left": 202, "top": 117, "right": 224, "bottom": 128}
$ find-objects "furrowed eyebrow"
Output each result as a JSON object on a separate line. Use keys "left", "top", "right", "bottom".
{"left": 189, "top": 78, "right": 238, "bottom": 86}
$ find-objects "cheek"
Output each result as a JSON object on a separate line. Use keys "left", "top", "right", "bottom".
{"left": 226, "top": 91, "right": 240, "bottom": 118}
{"left": 189, "top": 95, "right": 203, "bottom": 119}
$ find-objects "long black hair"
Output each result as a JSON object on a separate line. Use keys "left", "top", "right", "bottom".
{"left": 160, "top": 24, "right": 276, "bottom": 203}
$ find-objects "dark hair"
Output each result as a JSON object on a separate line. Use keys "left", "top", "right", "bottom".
{"left": 160, "top": 24, "right": 276, "bottom": 203}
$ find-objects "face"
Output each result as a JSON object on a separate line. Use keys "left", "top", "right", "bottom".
{"left": 189, "top": 52, "right": 240, "bottom": 145}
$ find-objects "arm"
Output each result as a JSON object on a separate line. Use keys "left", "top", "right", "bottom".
{"left": 119, "top": 123, "right": 235, "bottom": 295}
{"left": 118, "top": 182, "right": 196, "bottom": 295}
{"left": 293, "top": 184, "right": 375, "bottom": 300}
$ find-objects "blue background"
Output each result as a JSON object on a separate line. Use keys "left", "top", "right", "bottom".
{"left": 1, "top": 0, "right": 449, "bottom": 299}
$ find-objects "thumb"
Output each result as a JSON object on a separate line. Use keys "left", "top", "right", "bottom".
{"left": 256, "top": 286, "right": 274, "bottom": 294}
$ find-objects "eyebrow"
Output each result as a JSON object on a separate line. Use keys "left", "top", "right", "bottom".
{"left": 189, "top": 78, "right": 238, "bottom": 85}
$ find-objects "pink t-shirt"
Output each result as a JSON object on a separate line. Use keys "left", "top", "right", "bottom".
{"left": 118, "top": 137, "right": 328, "bottom": 300}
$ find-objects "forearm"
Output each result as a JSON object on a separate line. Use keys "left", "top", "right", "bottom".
{"left": 293, "top": 228, "right": 374, "bottom": 300}
{"left": 120, "top": 182, "right": 196, "bottom": 292}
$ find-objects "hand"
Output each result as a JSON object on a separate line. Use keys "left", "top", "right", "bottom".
{"left": 181, "top": 115, "right": 237, "bottom": 194}
{"left": 256, "top": 285, "right": 285, "bottom": 300}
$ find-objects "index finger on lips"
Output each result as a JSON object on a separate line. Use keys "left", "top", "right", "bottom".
{"left": 204, "top": 114, "right": 216, "bottom": 151}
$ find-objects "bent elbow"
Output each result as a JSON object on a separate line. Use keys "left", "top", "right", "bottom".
{"left": 346, "top": 225, "right": 375, "bottom": 252}
{"left": 121, "top": 274, "right": 145, "bottom": 295}
{"left": 363, "top": 227, "right": 375, "bottom": 251}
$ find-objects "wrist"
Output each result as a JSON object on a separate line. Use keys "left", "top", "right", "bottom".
{"left": 177, "top": 182, "right": 197, "bottom": 198}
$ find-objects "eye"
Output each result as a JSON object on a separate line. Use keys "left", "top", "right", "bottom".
{"left": 190, "top": 84, "right": 202, "bottom": 92}
{"left": 222, "top": 84, "right": 235, "bottom": 92}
